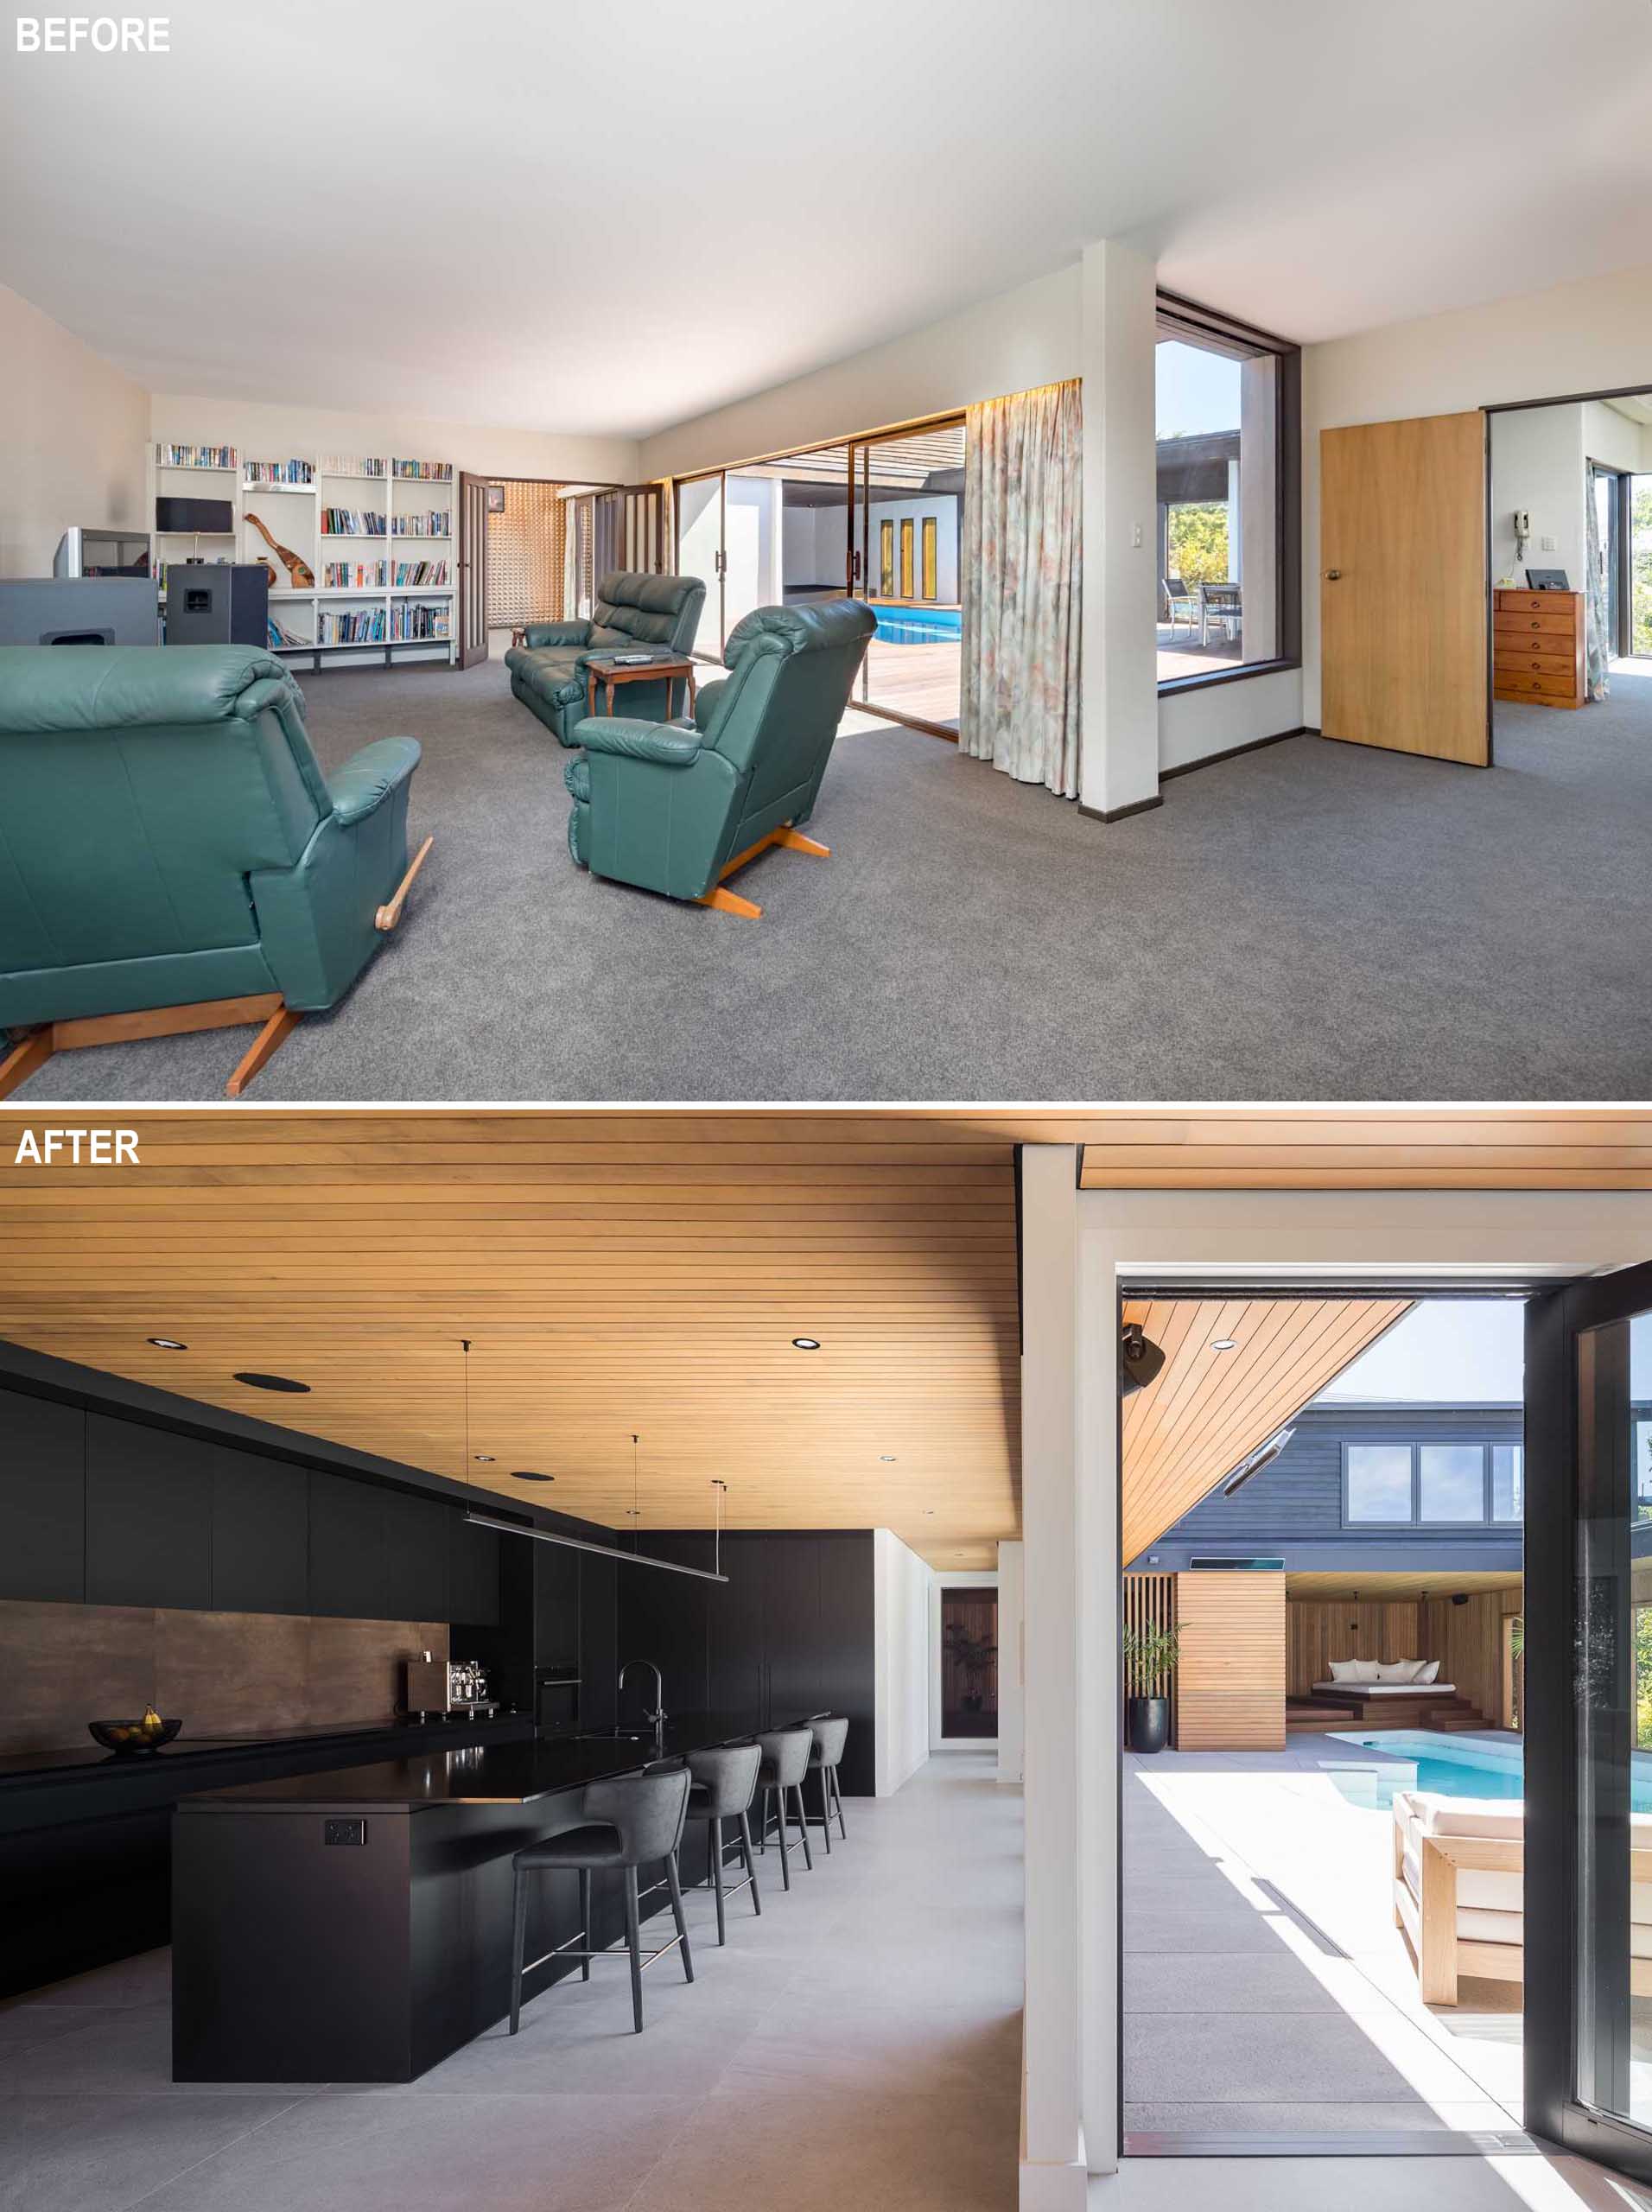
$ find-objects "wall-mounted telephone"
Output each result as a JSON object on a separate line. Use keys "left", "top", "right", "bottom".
{"left": 1512, "top": 509, "right": 1532, "bottom": 564}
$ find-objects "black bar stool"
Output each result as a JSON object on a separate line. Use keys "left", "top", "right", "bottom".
{"left": 753, "top": 1727, "right": 814, "bottom": 1887}
{"left": 807, "top": 1715, "right": 850, "bottom": 1851}
{"left": 509, "top": 1764, "right": 692, "bottom": 2036}
{"left": 684, "top": 1742, "right": 762, "bottom": 1944}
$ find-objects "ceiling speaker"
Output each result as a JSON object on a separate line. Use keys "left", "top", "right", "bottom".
{"left": 1120, "top": 1323, "right": 1166, "bottom": 1397}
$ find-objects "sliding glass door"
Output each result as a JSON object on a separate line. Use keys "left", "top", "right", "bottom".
{"left": 848, "top": 420, "right": 965, "bottom": 735}
{"left": 1526, "top": 1261, "right": 1652, "bottom": 2182}
{"left": 1635, "top": 476, "right": 1652, "bottom": 657}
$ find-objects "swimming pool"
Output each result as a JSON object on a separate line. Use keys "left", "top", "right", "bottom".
{"left": 871, "top": 603, "right": 961, "bottom": 645}
{"left": 1325, "top": 1730, "right": 1652, "bottom": 1812}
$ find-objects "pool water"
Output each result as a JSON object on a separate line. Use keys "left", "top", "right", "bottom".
{"left": 1326, "top": 1729, "right": 1652, "bottom": 1812}
{"left": 871, "top": 603, "right": 961, "bottom": 645}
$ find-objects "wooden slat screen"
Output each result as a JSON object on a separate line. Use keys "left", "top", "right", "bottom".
{"left": 1123, "top": 1571, "right": 1178, "bottom": 1738}
{"left": 1175, "top": 1571, "right": 1286, "bottom": 1750}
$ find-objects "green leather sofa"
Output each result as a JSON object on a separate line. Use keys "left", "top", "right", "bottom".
{"left": 505, "top": 571, "right": 706, "bottom": 745}
{"left": 563, "top": 600, "right": 874, "bottom": 916}
{"left": 0, "top": 645, "right": 428, "bottom": 1096}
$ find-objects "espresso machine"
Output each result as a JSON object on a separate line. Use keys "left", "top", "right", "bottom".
{"left": 404, "top": 1650, "right": 500, "bottom": 1719}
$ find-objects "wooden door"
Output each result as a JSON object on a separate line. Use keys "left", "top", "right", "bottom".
{"left": 456, "top": 471, "right": 490, "bottom": 668}
{"left": 1320, "top": 411, "right": 1487, "bottom": 765}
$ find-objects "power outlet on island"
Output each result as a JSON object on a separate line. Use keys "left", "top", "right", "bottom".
{"left": 323, "top": 1818, "right": 366, "bottom": 1847}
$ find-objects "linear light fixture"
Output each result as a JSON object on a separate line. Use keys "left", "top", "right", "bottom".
{"left": 461, "top": 1511, "right": 731, "bottom": 1583}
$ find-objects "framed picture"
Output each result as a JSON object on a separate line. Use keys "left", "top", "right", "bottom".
{"left": 485, "top": 485, "right": 506, "bottom": 515}
{"left": 1525, "top": 567, "right": 1570, "bottom": 590}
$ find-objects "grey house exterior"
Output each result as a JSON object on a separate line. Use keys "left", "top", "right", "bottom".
{"left": 1131, "top": 1403, "right": 1526, "bottom": 1577}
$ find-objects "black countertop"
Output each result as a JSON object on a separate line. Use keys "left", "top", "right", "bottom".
{"left": 180, "top": 1710, "right": 817, "bottom": 1811}
{"left": 0, "top": 1711, "right": 529, "bottom": 1789}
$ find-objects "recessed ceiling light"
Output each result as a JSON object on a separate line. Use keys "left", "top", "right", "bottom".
{"left": 791, "top": 1337, "right": 821, "bottom": 1351}
{"left": 1210, "top": 1338, "right": 1238, "bottom": 1352}
{"left": 879, "top": 1454, "right": 896, "bottom": 1463}
{"left": 147, "top": 1337, "right": 187, "bottom": 1351}
{"left": 511, "top": 1470, "right": 554, "bottom": 1483}
{"left": 473, "top": 1453, "right": 496, "bottom": 1464}
{"left": 232, "top": 1371, "right": 310, "bottom": 1394}
{"left": 924, "top": 1509, "right": 935, "bottom": 1516}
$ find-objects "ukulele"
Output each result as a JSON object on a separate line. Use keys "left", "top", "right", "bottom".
{"left": 245, "top": 511, "right": 315, "bottom": 589}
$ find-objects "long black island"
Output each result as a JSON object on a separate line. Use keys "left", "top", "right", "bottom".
{"left": 173, "top": 1713, "right": 822, "bottom": 2083}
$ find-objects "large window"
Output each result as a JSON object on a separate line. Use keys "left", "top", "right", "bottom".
{"left": 1344, "top": 1440, "right": 1523, "bottom": 1526}
{"left": 1155, "top": 296, "right": 1299, "bottom": 690}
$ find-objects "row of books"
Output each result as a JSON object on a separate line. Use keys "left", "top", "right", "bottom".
{"left": 245, "top": 459, "right": 313, "bottom": 486}
{"left": 156, "top": 442, "right": 234, "bottom": 470}
{"left": 391, "top": 511, "right": 451, "bottom": 537}
{"left": 391, "top": 459, "right": 453, "bottom": 481}
{"left": 321, "top": 507, "right": 386, "bottom": 537}
{"left": 394, "top": 559, "right": 449, "bottom": 586}
{"left": 320, "top": 455, "right": 384, "bottom": 479}
{"left": 268, "top": 615, "right": 307, "bottom": 649}
{"left": 391, "top": 602, "right": 451, "bottom": 640}
{"left": 318, "top": 607, "right": 388, "bottom": 644}
{"left": 323, "top": 560, "right": 388, "bottom": 588}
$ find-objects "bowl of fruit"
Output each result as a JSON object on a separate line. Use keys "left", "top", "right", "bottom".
{"left": 88, "top": 1707, "right": 182, "bottom": 1755}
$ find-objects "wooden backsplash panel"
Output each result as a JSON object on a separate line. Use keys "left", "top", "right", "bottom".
{"left": 0, "top": 1601, "right": 449, "bottom": 1751}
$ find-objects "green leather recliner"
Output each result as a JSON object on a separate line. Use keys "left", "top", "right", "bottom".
{"left": 563, "top": 600, "right": 874, "bottom": 915}
{"left": 505, "top": 570, "right": 706, "bottom": 745}
{"left": 0, "top": 645, "right": 427, "bottom": 1096}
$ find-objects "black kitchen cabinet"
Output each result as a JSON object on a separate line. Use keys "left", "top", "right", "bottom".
{"left": 382, "top": 1492, "right": 449, "bottom": 1623}
{"left": 578, "top": 1548, "right": 618, "bottom": 1728}
{"left": 532, "top": 1541, "right": 581, "bottom": 1673}
{"left": 448, "top": 1514, "right": 502, "bottom": 1629}
{"left": 707, "top": 1536, "right": 766, "bottom": 1732}
{"left": 209, "top": 1448, "right": 308, "bottom": 1616}
{"left": 308, "top": 1473, "right": 386, "bottom": 1619}
{"left": 817, "top": 1534, "right": 877, "bottom": 1796}
{"left": 617, "top": 1535, "right": 710, "bottom": 1720}
{"left": 86, "top": 1416, "right": 213, "bottom": 1611}
{"left": 0, "top": 1388, "right": 86, "bottom": 1603}
{"left": 762, "top": 1535, "right": 824, "bottom": 1722}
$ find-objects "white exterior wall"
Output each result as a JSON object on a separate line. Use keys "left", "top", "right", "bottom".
{"left": 873, "top": 1529, "right": 932, "bottom": 1798}
{"left": 1018, "top": 1164, "right": 1652, "bottom": 2209}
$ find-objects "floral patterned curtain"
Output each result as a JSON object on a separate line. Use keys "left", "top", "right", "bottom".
{"left": 960, "top": 380, "right": 1083, "bottom": 797}
{"left": 1585, "top": 467, "right": 1611, "bottom": 702}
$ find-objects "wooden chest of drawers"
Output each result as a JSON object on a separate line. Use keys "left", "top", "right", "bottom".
{"left": 1494, "top": 588, "right": 1585, "bottom": 709}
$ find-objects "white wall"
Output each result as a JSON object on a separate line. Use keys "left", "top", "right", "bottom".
{"left": 997, "top": 1540, "right": 1025, "bottom": 1787}
{"left": 1300, "top": 258, "right": 1652, "bottom": 723}
{"left": 1490, "top": 402, "right": 1585, "bottom": 586}
{"left": 150, "top": 393, "right": 636, "bottom": 490}
{"left": 873, "top": 1529, "right": 932, "bottom": 1798}
{"left": 1019, "top": 1168, "right": 1652, "bottom": 2210}
{"left": 0, "top": 282, "right": 149, "bottom": 576}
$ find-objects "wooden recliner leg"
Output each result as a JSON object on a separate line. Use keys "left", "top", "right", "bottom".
{"left": 775, "top": 827, "right": 830, "bottom": 858}
{"left": 226, "top": 1006, "right": 301, "bottom": 1097}
{"left": 1418, "top": 1835, "right": 1459, "bottom": 2006}
{"left": 0, "top": 1028, "right": 55, "bottom": 1102}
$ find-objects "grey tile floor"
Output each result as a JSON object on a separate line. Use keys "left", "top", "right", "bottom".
{"left": 1123, "top": 1743, "right": 1522, "bottom": 2140}
{"left": 0, "top": 1753, "right": 1021, "bottom": 2211}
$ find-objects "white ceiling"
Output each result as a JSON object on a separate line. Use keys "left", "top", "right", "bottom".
{"left": 3, "top": 0, "right": 1650, "bottom": 440}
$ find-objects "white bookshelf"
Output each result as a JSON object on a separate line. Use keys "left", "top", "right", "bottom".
{"left": 148, "top": 442, "right": 456, "bottom": 671}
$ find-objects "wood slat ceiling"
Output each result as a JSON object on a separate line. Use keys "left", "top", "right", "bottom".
{"left": 1286, "top": 1570, "right": 1523, "bottom": 1602}
{"left": 1081, "top": 1111, "right": 1652, "bottom": 1187}
{"left": 1121, "top": 1296, "right": 1414, "bottom": 1566}
{"left": 0, "top": 1113, "right": 1027, "bottom": 1571}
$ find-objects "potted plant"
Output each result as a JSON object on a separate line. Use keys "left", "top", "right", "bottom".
{"left": 1122, "top": 1622, "right": 1179, "bottom": 1754}
{"left": 944, "top": 1621, "right": 998, "bottom": 1713}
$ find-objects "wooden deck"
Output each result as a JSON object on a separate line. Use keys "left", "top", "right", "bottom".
{"left": 859, "top": 637, "right": 960, "bottom": 730}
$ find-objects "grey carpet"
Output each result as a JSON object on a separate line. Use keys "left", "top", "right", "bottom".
{"left": 14, "top": 655, "right": 1652, "bottom": 1101}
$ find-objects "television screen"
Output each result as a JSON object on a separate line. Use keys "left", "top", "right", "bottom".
{"left": 156, "top": 494, "right": 234, "bottom": 536}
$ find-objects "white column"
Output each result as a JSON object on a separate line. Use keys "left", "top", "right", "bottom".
{"left": 997, "top": 1540, "right": 1025, "bottom": 1785}
{"left": 1226, "top": 454, "right": 1242, "bottom": 582}
{"left": 1078, "top": 238, "right": 1160, "bottom": 819}
{"left": 1019, "top": 1147, "right": 1087, "bottom": 2212}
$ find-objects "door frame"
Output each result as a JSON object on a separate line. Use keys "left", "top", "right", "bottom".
{"left": 1484, "top": 378, "right": 1652, "bottom": 739}
{"left": 1525, "top": 1257, "right": 1652, "bottom": 2183}
{"left": 456, "top": 471, "right": 492, "bottom": 669}
{"left": 930, "top": 1570, "right": 1001, "bottom": 1749}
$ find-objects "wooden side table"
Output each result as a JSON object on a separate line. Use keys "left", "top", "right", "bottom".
{"left": 584, "top": 654, "right": 697, "bottom": 722}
